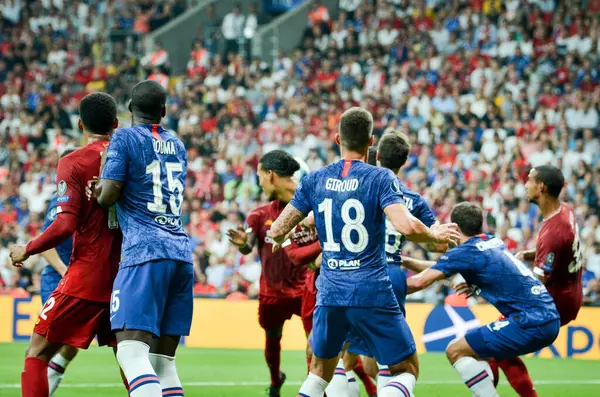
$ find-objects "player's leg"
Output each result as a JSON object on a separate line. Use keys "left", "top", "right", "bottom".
{"left": 496, "top": 357, "right": 538, "bottom": 397}
{"left": 353, "top": 356, "right": 377, "bottom": 396}
{"left": 151, "top": 261, "right": 195, "bottom": 397}
{"left": 452, "top": 317, "right": 559, "bottom": 397}
{"left": 111, "top": 262, "right": 171, "bottom": 397}
{"left": 259, "top": 298, "right": 297, "bottom": 395}
{"left": 301, "top": 289, "right": 316, "bottom": 373}
{"left": 377, "top": 362, "right": 393, "bottom": 393}
{"left": 488, "top": 359, "right": 500, "bottom": 387}
{"left": 298, "top": 306, "right": 350, "bottom": 396}
{"left": 342, "top": 351, "right": 360, "bottom": 397}
{"left": 446, "top": 337, "right": 498, "bottom": 397}
{"left": 348, "top": 307, "right": 418, "bottom": 397}
{"left": 22, "top": 332, "right": 63, "bottom": 397}
{"left": 48, "top": 345, "right": 78, "bottom": 396}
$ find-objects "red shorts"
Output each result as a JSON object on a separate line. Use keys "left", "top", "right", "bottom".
{"left": 258, "top": 295, "right": 308, "bottom": 333}
{"left": 301, "top": 288, "right": 317, "bottom": 334}
{"left": 33, "top": 291, "right": 116, "bottom": 349}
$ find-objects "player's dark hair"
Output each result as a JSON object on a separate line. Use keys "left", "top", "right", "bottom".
{"left": 533, "top": 165, "right": 565, "bottom": 198}
{"left": 451, "top": 202, "right": 483, "bottom": 237}
{"left": 259, "top": 150, "right": 300, "bottom": 177}
{"left": 367, "top": 147, "right": 377, "bottom": 166}
{"left": 79, "top": 93, "right": 117, "bottom": 135}
{"left": 339, "top": 107, "right": 373, "bottom": 151}
{"left": 129, "top": 80, "right": 167, "bottom": 120}
{"left": 378, "top": 132, "right": 411, "bottom": 171}
{"left": 60, "top": 149, "right": 76, "bottom": 158}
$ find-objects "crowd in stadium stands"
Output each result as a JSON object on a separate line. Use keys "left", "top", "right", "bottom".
{"left": 0, "top": 0, "right": 599, "bottom": 306}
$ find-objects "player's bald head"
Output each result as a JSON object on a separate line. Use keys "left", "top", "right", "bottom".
{"left": 451, "top": 202, "right": 483, "bottom": 237}
{"left": 129, "top": 80, "right": 167, "bottom": 120}
{"left": 338, "top": 107, "right": 373, "bottom": 152}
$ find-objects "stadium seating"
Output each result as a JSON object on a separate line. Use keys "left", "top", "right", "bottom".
{"left": 0, "top": 0, "right": 598, "bottom": 306}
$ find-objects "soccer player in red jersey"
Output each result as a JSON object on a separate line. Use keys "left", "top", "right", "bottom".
{"left": 10, "top": 93, "right": 123, "bottom": 397}
{"left": 489, "top": 165, "right": 583, "bottom": 397}
{"left": 227, "top": 150, "right": 308, "bottom": 397}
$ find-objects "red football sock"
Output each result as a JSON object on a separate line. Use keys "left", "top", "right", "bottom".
{"left": 22, "top": 357, "right": 49, "bottom": 397}
{"left": 265, "top": 334, "right": 282, "bottom": 386}
{"left": 489, "top": 359, "right": 500, "bottom": 387}
{"left": 306, "top": 354, "right": 312, "bottom": 374}
{"left": 353, "top": 356, "right": 377, "bottom": 396}
{"left": 498, "top": 357, "right": 538, "bottom": 397}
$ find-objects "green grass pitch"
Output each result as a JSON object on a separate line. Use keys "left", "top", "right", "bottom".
{"left": 1, "top": 342, "right": 599, "bottom": 396}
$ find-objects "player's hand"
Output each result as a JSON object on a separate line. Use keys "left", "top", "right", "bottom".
{"left": 85, "top": 177, "right": 99, "bottom": 201}
{"left": 227, "top": 225, "right": 248, "bottom": 248}
{"left": 515, "top": 251, "right": 526, "bottom": 261}
{"left": 9, "top": 244, "right": 30, "bottom": 267}
{"left": 430, "top": 222, "right": 461, "bottom": 246}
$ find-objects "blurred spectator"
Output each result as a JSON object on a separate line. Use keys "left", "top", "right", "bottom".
{"left": 222, "top": 3, "right": 245, "bottom": 58}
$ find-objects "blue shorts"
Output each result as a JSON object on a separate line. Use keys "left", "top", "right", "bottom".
{"left": 347, "top": 265, "right": 407, "bottom": 357}
{"left": 110, "top": 260, "right": 194, "bottom": 337}
{"left": 312, "top": 306, "right": 416, "bottom": 366}
{"left": 40, "top": 270, "right": 62, "bottom": 305}
{"left": 465, "top": 317, "right": 560, "bottom": 361}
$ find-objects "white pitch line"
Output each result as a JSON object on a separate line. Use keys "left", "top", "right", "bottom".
{"left": 1, "top": 380, "right": 599, "bottom": 389}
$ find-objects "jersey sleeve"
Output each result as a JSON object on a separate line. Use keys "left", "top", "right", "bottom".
{"left": 101, "top": 130, "right": 129, "bottom": 182}
{"left": 431, "top": 248, "right": 474, "bottom": 277}
{"left": 289, "top": 174, "right": 313, "bottom": 216}
{"left": 533, "top": 233, "right": 567, "bottom": 279}
{"left": 55, "top": 158, "right": 83, "bottom": 216}
{"left": 379, "top": 170, "right": 405, "bottom": 210}
{"left": 245, "top": 208, "right": 263, "bottom": 235}
{"left": 414, "top": 197, "right": 437, "bottom": 227}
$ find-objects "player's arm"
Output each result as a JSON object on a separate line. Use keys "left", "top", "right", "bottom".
{"left": 517, "top": 249, "right": 536, "bottom": 262}
{"left": 384, "top": 203, "right": 460, "bottom": 245}
{"left": 407, "top": 268, "right": 447, "bottom": 294}
{"left": 532, "top": 236, "right": 567, "bottom": 285}
{"left": 401, "top": 256, "right": 436, "bottom": 273}
{"left": 283, "top": 240, "right": 322, "bottom": 266}
{"left": 40, "top": 248, "right": 68, "bottom": 276}
{"left": 271, "top": 204, "right": 306, "bottom": 245}
{"left": 95, "top": 131, "right": 127, "bottom": 207}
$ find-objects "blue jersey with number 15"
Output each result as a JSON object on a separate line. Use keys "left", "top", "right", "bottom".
{"left": 101, "top": 124, "right": 192, "bottom": 268}
{"left": 290, "top": 159, "right": 405, "bottom": 308}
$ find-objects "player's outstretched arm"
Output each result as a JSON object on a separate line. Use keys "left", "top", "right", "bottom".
{"left": 95, "top": 179, "right": 124, "bottom": 208}
{"left": 406, "top": 268, "right": 447, "bottom": 294}
{"left": 10, "top": 213, "right": 77, "bottom": 266}
{"left": 384, "top": 203, "right": 461, "bottom": 245}
{"left": 271, "top": 204, "right": 306, "bottom": 245}
{"left": 401, "top": 256, "right": 436, "bottom": 273}
{"left": 40, "top": 248, "right": 68, "bottom": 276}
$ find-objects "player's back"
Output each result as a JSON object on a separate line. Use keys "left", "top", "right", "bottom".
{"left": 448, "top": 234, "right": 560, "bottom": 327}
{"left": 385, "top": 181, "right": 436, "bottom": 265}
{"left": 106, "top": 124, "right": 192, "bottom": 268}
{"left": 535, "top": 204, "right": 583, "bottom": 324}
{"left": 57, "top": 141, "right": 122, "bottom": 302}
{"left": 299, "top": 159, "right": 404, "bottom": 307}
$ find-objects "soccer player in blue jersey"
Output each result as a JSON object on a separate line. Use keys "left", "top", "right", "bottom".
{"left": 406, "top": 202, "right": 561, "bottom": 397}
{"left": 94, "top": 80, "right": 193, "bottom": 397}
{"left": 344, "top": 133, "right": 447, "bottom": 395}
{"left": 270, "top": 107, "right": 461, "bottom": 397}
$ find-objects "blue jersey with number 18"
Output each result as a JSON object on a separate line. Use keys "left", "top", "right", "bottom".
{"left": 101, "top": 124, "right": 192, "bottom": 268}
{"left": 290, "top": 159, "right": 405, "bottom": 308}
